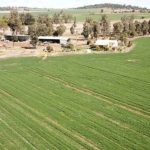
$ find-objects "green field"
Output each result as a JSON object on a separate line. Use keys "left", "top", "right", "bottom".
{"left": 0, "top": 38, "right": 150, "bottom": 149}
{"left": 0, "top": 9, "right": 150, "bottom": 22}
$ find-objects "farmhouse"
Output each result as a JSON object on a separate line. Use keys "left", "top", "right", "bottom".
{"left": 4, "top": 35, "right": 30, "bottom": 42}
{"left": 95, "top": 39, "right": 118, "bottom": 48}
{"left": 38, "top": 36, "right": 70, "bottom": 45}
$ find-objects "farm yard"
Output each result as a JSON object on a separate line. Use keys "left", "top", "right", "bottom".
{"left": 0, "top": 38, "right": 150, "bottom": 149}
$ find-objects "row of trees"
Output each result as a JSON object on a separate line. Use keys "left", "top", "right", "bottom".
{"left": 0, "top": 10, "right": 72, "bottom": 46}
{"left": 113, "top": 16, "right": 150, "bottom": 37}
{"left": 82, "top": 15, "right": 110, "bottom": 39}
{"left": 0, "top": 9, "right": 74, "bottom": 36}
{"left": 77, "top": 3, "right": 148, "bottom": 11}
{"left": 81, "top": 14, "right": 150, "bottom": 40}
{"left": 28, "top": 14, "right": 67, "bottom": 46}
{"left": 0, "top": 10, "right": 35, "bottom": 36}
{"left": 1, "top": 10, "right": 150, "bottom": 48}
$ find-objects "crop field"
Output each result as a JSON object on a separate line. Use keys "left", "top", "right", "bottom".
{"left": 0, "top": 9, "right": 150, "bottom": 22}
{"left": 65, "top": 9, "right": 150, "bottom": 21}
{"left": 0, "top": 38, "right": 150, "bottom": 149}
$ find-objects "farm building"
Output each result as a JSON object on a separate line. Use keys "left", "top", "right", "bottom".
{"left": 38, "top": 36, "right": 70, "bottom": 45}
{"left": 95, "top": 40, "right": 118, "bottom": 48}
{"left": 4, "top": 35, "right": 30, "bottom": 42}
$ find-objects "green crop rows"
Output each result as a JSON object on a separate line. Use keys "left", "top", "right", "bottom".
{"left": 0, "top": 38, "right": 150, "bottom": 149}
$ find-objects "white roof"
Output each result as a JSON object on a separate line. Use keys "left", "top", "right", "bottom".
{"left": 95, "top": 40, "right": 118, "bottom": 47}
{"left": 5, "top": 34, "right": 29, "bottom": 37}
{"left": 38, "top": 36, "right": 69, "bottom": 41}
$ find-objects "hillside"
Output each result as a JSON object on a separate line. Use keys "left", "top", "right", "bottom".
{"left": 76, "top": 3, "right": 149, "bottom": 10}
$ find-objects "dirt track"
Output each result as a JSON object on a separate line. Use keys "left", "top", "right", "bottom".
{"left": 0, "top": 45, "right": 134, "bottom": 60}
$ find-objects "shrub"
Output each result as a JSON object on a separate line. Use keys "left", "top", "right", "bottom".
{"left": 46, "top": 46, "right": 53, "bottom": 52}
{"left": 96, "top": 46, "right": 101, "bottom": 51}
{"left": 70, "top": 26, "right": 75, "bottom": 35}
{"left": 90, "top": 44, "right": 96, "bottom": 50}
{"left": 127, "top": 41, "right": 132, "bottom": 47}
{"left": 87, "top": 39, "right": 92, "bottom": 45}
{"left": 67, "top": 44, "right": 75, "bottom": 51}
{"left": 63, "top": 43, "right": 75, "bottom": 51}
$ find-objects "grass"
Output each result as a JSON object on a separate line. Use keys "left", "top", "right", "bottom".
{"left": 0, "top": 37, "right": 150, "bottom": 149}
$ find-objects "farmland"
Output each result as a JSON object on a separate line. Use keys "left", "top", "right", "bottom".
{"left": 0, "top": 37, "right": 150, "bottom": 149}
{"left": 0, "top": 8, "right": 150, "bottom": 21}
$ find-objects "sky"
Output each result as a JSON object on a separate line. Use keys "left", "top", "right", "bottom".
{"left": 1, "top": 0, "right": 150, "bottom": 9}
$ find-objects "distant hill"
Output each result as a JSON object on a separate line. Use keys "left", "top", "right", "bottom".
{"left": 76, "top": 3, "right": 149, "bottom": 10}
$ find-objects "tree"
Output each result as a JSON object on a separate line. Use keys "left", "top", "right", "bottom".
{"left": 47, "top": 24, "right": 54, "bottom": 35}
{"left": 141, "top": 20, "right": 149, "bottom": 35}
{"left": 29, "top": 22, "right": 53, "bottom": 37}
{"left": 148, "top": 20, "right": 150, "bottom": 34}
{"left": 28, "top": 25, "right": 38, "bottom": 47}
{"left": 73, "top": 17, "right": 77, "bottom": 28}
{"left": 113, "top": 22, "right": 123, "bottom": 35}
{"left": 28, "top": 25, "right": 35, "bottom": 35}
{"left": 36, "top": 24, "right": 48, "bottom": 36}
{"left": 7, "top": 10, "right": 22, "bottom": 46}
{"left": 24, "top": 13, "right": 35, "bottom": 25}
{"left": 129, "top": 22, "right": 136, "bottom": 37}
{"left": 19, "top": 13, "right": 26, "bottom": 25}
{"left": 82, "top": 18, "right": 100, "bottom": 39}
{"left": 92, "top": 21, "right": 100, "bottom": 38}
{"left": 100, "top": 15, "right": 110, "bottom": 36}
{"left": 0, "top": 16, "right": 8, "bottom": 34}
{"left": 134, "top": 21, "right": 142, "bottom": 35}
{"left": 101, "top": 9, "right": 104, "bottom": 13}
{"left": 37, "top": 15, "right": 52, "bottom": 26}
{"left": 120, "top": 15, "right": 136, "bottom": 37}
{"left": 128, "top": 15, "right": 134, "bottom": 24}
{"left": 70, "top": 17, "right": 77, "bottom": 35}
{"left": 70, "top": 25, "right": 75, "bottom": 34}
{"left": 53, "top": 24, "right": 66, "bottom": 36}
{"left": 30, "top": 33, "right": 38, "bottom": 48}
{"left": 36, "top": 15, "right": 54, "bottom": 35}
{"left": 121, "top": 16, "right": 130, "bottom": 35}
{"left": 119, "top": 33, "right": 128, "bottom": 46}
{"left": 19, "top": 26, "right": 26, "bottom": 34}
{"left": 82, "top": 22, "right": 92, "bottom": 39}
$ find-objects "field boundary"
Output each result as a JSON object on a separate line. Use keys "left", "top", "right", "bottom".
{"left": 0, "top": 36, "right": 150, "bottom": 60}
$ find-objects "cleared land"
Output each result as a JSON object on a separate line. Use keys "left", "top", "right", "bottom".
{"left": 0, "top": 38, "right": 150, "bottom": 149}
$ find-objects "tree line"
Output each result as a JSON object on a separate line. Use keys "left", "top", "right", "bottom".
{"left": 77, "top": 3, "right": 149, "bottom": 11}
{"left": 0, "top": 9, "right": 150, "bottom": 48}
{"left": 81, "top": 15, "right": 150, "bottom": 46}
{"left": 0, "top": 9, "right": 74, "bottom": 46}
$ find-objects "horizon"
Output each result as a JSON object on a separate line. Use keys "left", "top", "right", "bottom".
{"left": 0, "top": 0, "right": 150, "bottom": 9}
